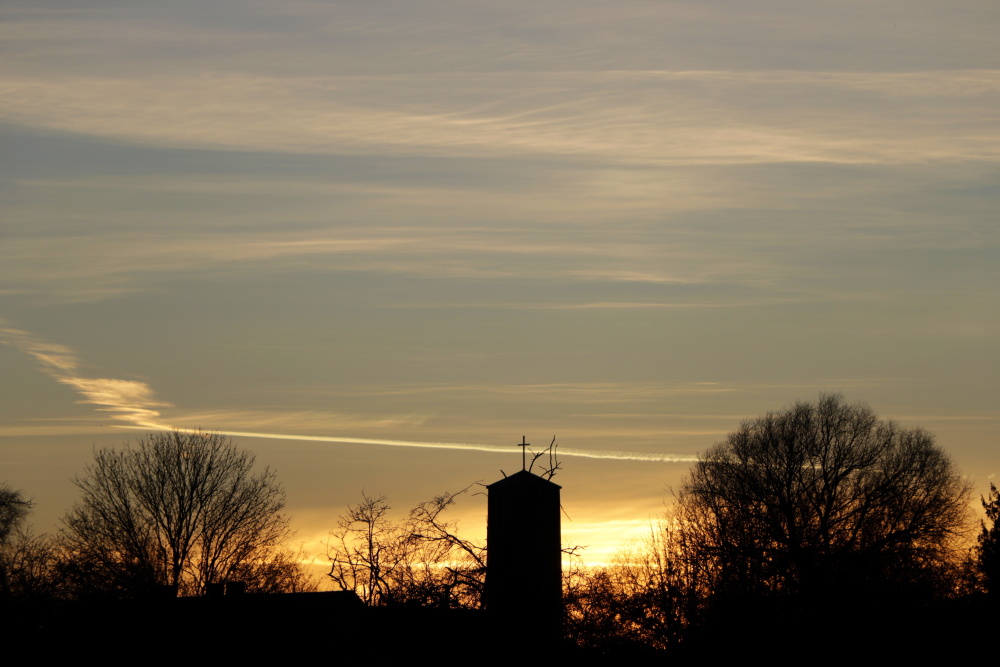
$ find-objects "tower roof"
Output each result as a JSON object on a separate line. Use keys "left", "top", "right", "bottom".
{"left": 487, "top": 469, "right": 562, "bottom": 490}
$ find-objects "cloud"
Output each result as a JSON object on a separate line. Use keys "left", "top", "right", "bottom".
{"left": 0, "top": 327, "right": 80, "bottom": 372}
{"left": 0, "top": 325, "right": 170, "bottom": 429}
{"left": 2, "top": 69, "right": 997, "bottom": 165}
{"left": 168, "top": 408, "right": 431, "bottom": 432}
{"left": 2, "top": 323, "right": 700, "bottom": 462}
{"left": 0, "top": 222, "right": 768, "bottom": 302}
{"left": 4, "top": 1, "right": 996, "bottom": 170}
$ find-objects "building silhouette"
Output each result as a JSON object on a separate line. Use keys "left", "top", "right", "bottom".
{"left": 485, "top": 469, "right": 562, "bottom": 643}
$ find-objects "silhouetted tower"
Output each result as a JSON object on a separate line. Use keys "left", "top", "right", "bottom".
{"left": 485, "top": 447, "right": 562, "bottom": 642}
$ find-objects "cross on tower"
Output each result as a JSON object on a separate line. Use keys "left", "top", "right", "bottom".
{"left": 518, "top": 435, "right": 530, "bottom": 471}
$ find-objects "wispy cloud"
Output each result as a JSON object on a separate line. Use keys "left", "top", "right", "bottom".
{"left": 0, "top": 223, "right": 767, "bottom": 301}
{"left": 1, "top": 323, "right": 699, "bottom": 462}
{"left": 3, "top": 69, "right": 997, "bottom": 165}
{"left": 170, "top": 409, "right": 431, "bottom": 433}
{"left": 0, "top": 324, "right": 169, "bottom": 428}
{"left": 4, "top": 1, "right": 996, "bottom": 169}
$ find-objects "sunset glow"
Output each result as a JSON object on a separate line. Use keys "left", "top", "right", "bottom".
{"left": 1, "top": 1, "right": 997, "bottom": 577}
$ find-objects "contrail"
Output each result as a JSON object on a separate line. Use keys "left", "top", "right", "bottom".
{"left": 118, "top": 424, "right": 699, "bottom": 462}
{"left": 2, "top": 322, "right": 698, "bottom": 464}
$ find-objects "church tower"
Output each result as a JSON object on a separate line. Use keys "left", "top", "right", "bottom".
{"left": 485, "top": 439, "right": 562, "bottom": 642}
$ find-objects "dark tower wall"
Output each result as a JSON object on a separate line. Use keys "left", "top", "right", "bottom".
{"left": 485, "top": 470, "right": 562, "bottom": 640}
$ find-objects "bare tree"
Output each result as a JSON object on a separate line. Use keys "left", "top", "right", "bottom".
{"left": 227, "top": 544, "right": 318, "bottom": 594}
{"left": 405, "top": 489, "right": 487, "bottom": 607}
{"left": 61, "top": 431, "right": 297, "bottom": 597}
{"left": 2, "top": 483, "right": 61, "bottom": 602}
{"left": 977, "top": 482, "right": 1000, "bottom": 595}
{"left": 562, "top": 398, "right": 975, "bottom": 655}
{"left": 564, "top": 522, "right": 704, "bottom": 652}
{"left": 327, "top": 487, "right": 485, "bottom": 608}
{"left": 2, "top": 532, "right": 61, "bottom": 602}
{"left": 327, "top": 492, "right": 400, "bottom": 605}
{"left": 676, "top": 394, "right": 972, "bottom": 601}
{"left": 0, "top": 483, "right": 32, "bottom": 547}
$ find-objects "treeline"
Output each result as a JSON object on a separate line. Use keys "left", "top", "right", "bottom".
{"left": 320, "top": 395, "right": 1000, "bottom": 657}
{"left": 2, "top": 395, "right": 999, "bottom": 656}
{"left": 0, "top": 432, "right": 315, "bottom": 603}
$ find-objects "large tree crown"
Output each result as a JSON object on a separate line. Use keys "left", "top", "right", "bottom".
{"left": 680, "top": 394, "right": 971, "bottom": 595}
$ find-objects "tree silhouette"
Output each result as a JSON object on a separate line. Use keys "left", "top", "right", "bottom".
{"left": 978, "top": 482, "right": 1000, "bottom": 595}
{"left": 564, "top": 523, "right": 704, "bottom": 653}
{"left": 0, "top": 483, "right": 31, "bottom": 546}
{"left": 1, "top": 483, "right": 56, "bottom": 601}
{"left": 60, "top": 431, "right": 297, "bottom": 597}
{"left": 676, "top": 394, "right": 972, "bottom": 601}
{"left": 327, "top": 487, "right": 484, "bottom": 608}
{"left": 562, "top": 397, "right": 977, "bottom": 657}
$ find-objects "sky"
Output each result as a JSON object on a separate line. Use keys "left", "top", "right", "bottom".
{"left": 1, "top": 0, "right": 998, "bottom": 567}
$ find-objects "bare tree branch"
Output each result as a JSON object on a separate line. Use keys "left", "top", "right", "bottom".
{"left": 326, "top": 486, "right": 485, "bottom": 609}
